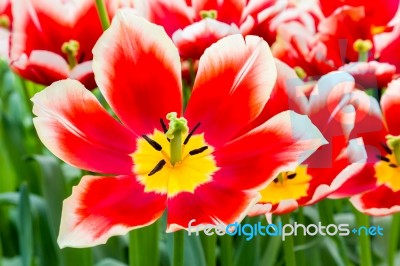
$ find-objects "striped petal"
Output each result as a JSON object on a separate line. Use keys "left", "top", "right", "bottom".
{"left": 32, "top": 79, "right": 136, "bottom": 175}
{"left": 166, "top": 181, "right": 260, "bottom": 232}
{"left": 58, "top": 175, "right": 166, "bottom": 248}
{"left": 184, "top": 34, "right": 276, "bottom": 147}
{"left": 93, "top": 10, "right": 183, "bottom": 135}
{"left": 381, "top": 79, "right": 400, "bottom": 135}
{"left": 213, "top": 111, "right": 326, "bottom": 191}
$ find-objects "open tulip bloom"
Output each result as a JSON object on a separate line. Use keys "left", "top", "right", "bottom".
{"left": 31, "top": 10, "right": 327, "bottom": 248}
{"left": 349, "top": 79, "right": 400, "bottom": 216}
{"left": 248, "top": 66, "right": 367, "bottom": 216}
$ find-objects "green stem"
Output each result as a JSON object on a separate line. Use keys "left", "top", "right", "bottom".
{"left": 200, "top": 233, "right": 216, "bottom": 266}
{"left": 389, "top": 213, "right": 400, "bottom": 266}
{"left": 354, "top": 210, "right": 372, "bottom": 266}
{"left": 95, "top": 0, "right": 110, "bottom": 30}
{"left": 220, "top": 234, "right": 233, "bottom": 266}
{"left": 0, "top": 234, "right": 3, "bottom": 266}
{"left": 129, "top": 220, "right": 160, "bottom": 266}
{"left": 129, "top": 230, "right": 140, "bottom": 266}
{"left": 173, "top": 231, "right": 185, "bottom": 266}
{"left": 318, "top": 200, "right": 351, "bottom": 266}
{"left": 296, "top": 208, "right": 306, "bottom": 266}
{"left": 281, "top": 214, "right": 296, "bottom": 266}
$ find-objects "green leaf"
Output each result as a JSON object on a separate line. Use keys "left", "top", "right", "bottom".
{"left": 17, "top": 184, "right": 33, "bottom": 266}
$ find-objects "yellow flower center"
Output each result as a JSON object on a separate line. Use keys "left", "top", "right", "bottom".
{"left": 258, "top": 166, "right": 311, "bottom": 205}
{"left": 375, "top": 153, "right": 400, "bottom": 192}
{"left": 131, "top": 129, "right": 219, "bottom": 198}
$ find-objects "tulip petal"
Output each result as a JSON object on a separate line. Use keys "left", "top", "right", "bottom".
{"left": 32, "top": 79, "right": 136, "bottom": 175}
{"left": 192, "top": 0, "right": 246, "bottom": 25}
{"left": 185, "top": 34, "right": 276, "bottom": 147}
{"left": 351, "top": 185, "right": 400, "bottom": 216}
{"left": 166, "top": 181, "right": 260, "bottom": 232}
{"left": 135, "top": 0, "right": 194, "bottom": 36}
{"left": 11, "top": 50, "right": 69, "bottom": 85}
{"left": 93, "top": 10, "right": 183, "bottom": 135}
{"left": 213, "top": 111, "right": 326, "bottom": 191}
{"left": 381, "top": 79, "right": 400, "bottom": 135}
{"left": 58, "top": 175, "right": 166, "bottom": 248}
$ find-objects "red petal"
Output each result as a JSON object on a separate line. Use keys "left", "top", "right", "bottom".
{"left": 136, "top": 0, "right": 194, "bottom": 37}
{"left": 241, "top": 59, "right": 308, "bottom": 133}
{"left": 351, "top": 185, "right": 400, "bottom": 216}
{"left": 192, "top": 0, "right": 246, "bottom": 25}
{"left": 213, "top": 111, "right": 326, "bottom": 191}
{"left": 185, "top": 34, "right": 276, "bottom": 147}
{"left": 319, "top": 0, "right": 399, "bottom": 26}
{"left": 58, "top": 175, "right": 166, "bottom": 248}
{"left": 349, "top": 90, "right": 388, "bottom": 153}
{"left": 10, "top": 51, "right": 69, "bottom": 85}
{"left": 93, "top": 10, "right": 183, "bottom": 135}
{"left": 69, "top": 61, "right": 96, "bottom": 90}
{"left": 172, "top": 19, "right": 240, "bottom": 60}
{"left": 166, "top": 181, "right": 259, "bottom": 232}
{"left": 32, "top": 79, "right": 136, "bottom": 175}
{"left": 381, "top": 79, "right": 400, "bottom": 135}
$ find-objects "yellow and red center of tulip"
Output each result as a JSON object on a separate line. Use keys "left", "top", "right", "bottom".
{"left": 131, "top": 125, "right": 219, "bottom": 198}
{"left": 258, "top": 166, "right": 311, "bottom": 205}
{"left": 375, "top": 153, "right": 400, "bottom": 192}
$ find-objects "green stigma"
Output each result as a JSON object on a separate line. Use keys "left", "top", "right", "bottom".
{"left": 387, "top": 135, "right": 400, "bottom": 165}
{"left": 353, "top": 39, "right": 372, "bottom": 62}
{"left": 166, "top": 112, "right": 188, "bottom": 139}
{"left": 166, "top": 112, "right": 188, "bottom": 165}
{"left": 294, "top": 66, "right": 307, "bottom": 80}
{"left": 0, "top": 15, "right": 10, "bottom": 29}
{"left": 61, "top": 40, "right": 80, "bottom": 69}
{"left": 200, "top": 10, "right": 218, "bottom": 19}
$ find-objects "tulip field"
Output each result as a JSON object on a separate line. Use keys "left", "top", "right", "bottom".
{"left": 1, "top": 0, "right": 400, "bottom": 265}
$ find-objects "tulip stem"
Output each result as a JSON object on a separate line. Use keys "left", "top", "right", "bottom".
{"left": 220, "top": 234, "right": 233, "bottom": 266}
{"left": 173, "top": 231, "right": 185, "bottom": 266}
{"left": 95, "top": 0, "right": 110, "bottom": 31}
{"left": 281, "top": 214, "right": 296, "bottom": 266}
{"left": 354, "top": 209, "right": 372, "bottom": 266}
{"left": 389, "top": 213, "right": 400, "bottom": 266}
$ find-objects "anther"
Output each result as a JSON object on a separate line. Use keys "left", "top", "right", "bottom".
{"left": 376, "top": 155, "right": 390, "bottom": 162}
{"left": 184, "top": 122, "right": 201, "bottom": 145}
{"left": 389, "top": 164, "right": 398, "bottom": 168}
{"left": 189, "top": 146, "right": 208, "bottom": 156}
{"left": 287, "top": 173, "right": 297, "bottom": 179}
{"left": 273, "top": 178, "right": 279, "bottom": 183}
{"left": 160, "top": 118, "right": 168, "bottom": 133}
{"left": 381, "top": 142, "right": 392, "bottom": 155}
{"left": 142, "top": 135, "right": 162, "bottom": 151}
{"left": 148, "top": 159, "right": 166, "bottom": 176}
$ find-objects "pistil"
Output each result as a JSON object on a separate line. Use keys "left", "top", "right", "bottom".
{"left": 0, "top": 15, "right": 10, "bottom": 29}
{"left": 166, "top": 112, "right": 188, "bottom": 165}
{"left": 200, "top": 10, "right": 218, "bottom": 19}
{"left": 353, "top": 39, "right": 372, "bottom": 62}
{"left": 61, "top": 40, "right": 80, "bottom": 69}
{"left": 387, "top": 135, "right": 400, "bottom": 165}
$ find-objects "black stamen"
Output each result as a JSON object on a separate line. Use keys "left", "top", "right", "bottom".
{"left": 381, "top": 142, "right": 392, "bottom": 155}
{"left": 287, "top": 173, "right": 297, "bottom": 179}
{"left": 184, "top": 122, "right": 201, "bottom": 145}
{"left": 142, "top": 135, "right": 162, "bottom": 151}
{"left": 389, "top": 164, "right": 398, "bottom": 168}
{"left": 148, "top": 159, "right": 166, "bottom": 176}
{"left": 160, "top": 118, "right": 168, "bottom": 133}
{"left": 273, "top": 178, "right": 278, "bottom": 183}
{"left": 189, "top": 146, "right": 208, "bottom": 156}
{"left": 376, "top": 155, "right": 390, "bottom": 162}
